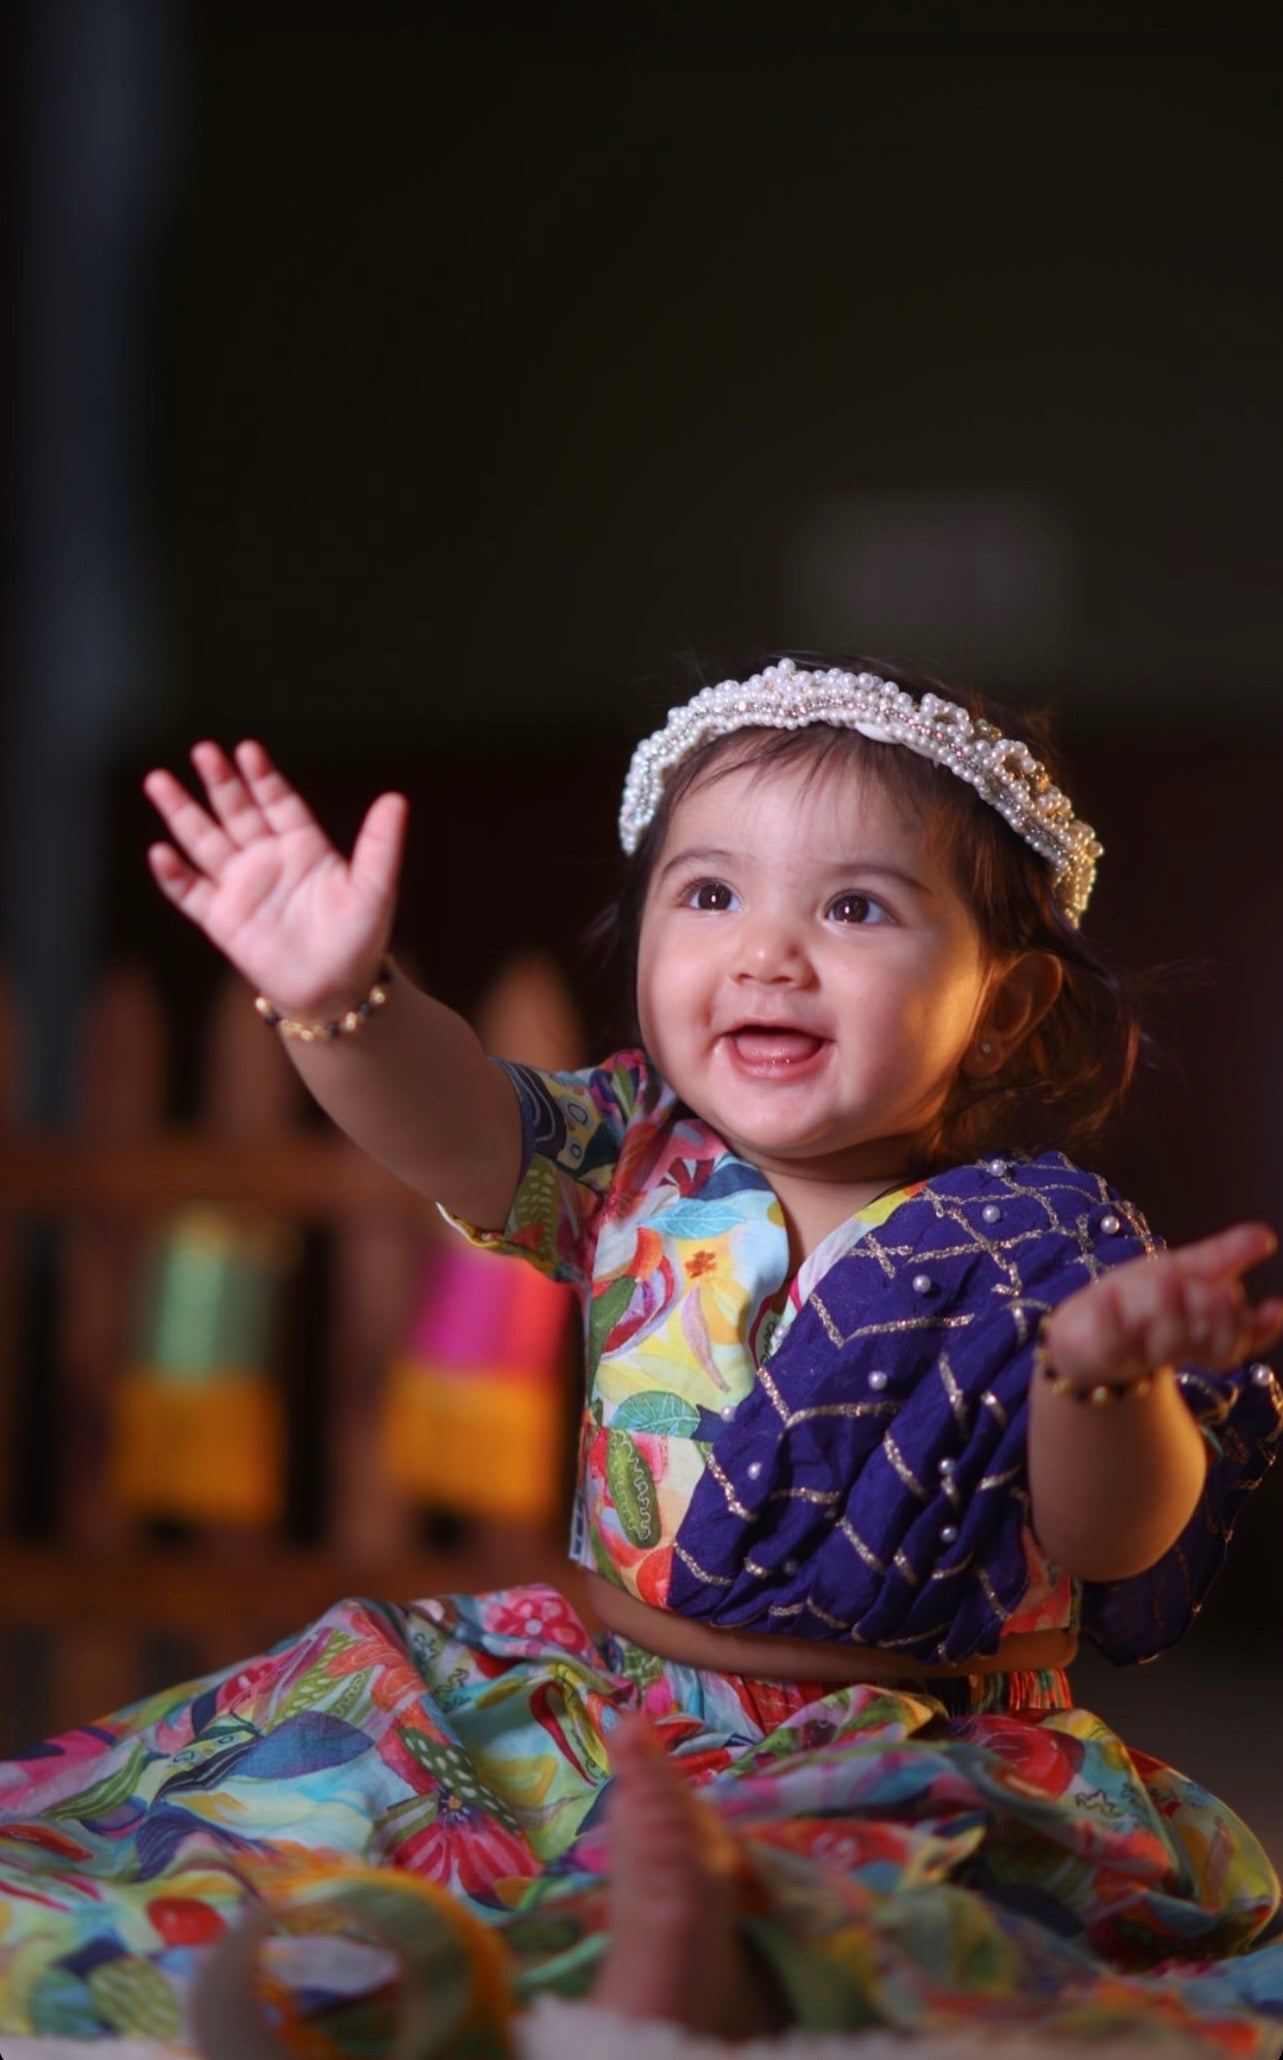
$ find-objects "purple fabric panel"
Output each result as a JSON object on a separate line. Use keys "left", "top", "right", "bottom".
{"left": 668, "top": 1153, "right": 1283, "bottom": 1665}
{"left": 1080, "top": 1361, "right": 1283, "bottom": 1663}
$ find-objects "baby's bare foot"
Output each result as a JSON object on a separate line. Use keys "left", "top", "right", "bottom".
{"left": 592, "top": 1714, "right": 783, "bottom": 2042}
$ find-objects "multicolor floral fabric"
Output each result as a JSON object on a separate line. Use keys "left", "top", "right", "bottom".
{"left": 1, "top": 1586, "right": 1281, "bottom": 2050}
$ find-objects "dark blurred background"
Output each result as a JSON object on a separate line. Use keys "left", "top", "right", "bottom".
{"left": 2, "top": 7, "right": 1281, "bottom": 1844}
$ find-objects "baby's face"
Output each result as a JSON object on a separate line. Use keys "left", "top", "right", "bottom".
{"left": 636, "top": 754, "right": 993, "bottom": 1190}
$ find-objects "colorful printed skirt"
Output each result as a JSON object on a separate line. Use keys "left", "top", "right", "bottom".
{"left": 1, "top": 1583, "right": 1281, "bottom": 2053}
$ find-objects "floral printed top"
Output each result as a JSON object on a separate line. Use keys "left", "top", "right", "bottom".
{"left": 449, "top": 1048, "right": 1073, "bottom": 1643}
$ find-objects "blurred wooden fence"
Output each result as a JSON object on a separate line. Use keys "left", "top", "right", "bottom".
{"left": 0, "top": 964, "right": 579, "bottom": 1753}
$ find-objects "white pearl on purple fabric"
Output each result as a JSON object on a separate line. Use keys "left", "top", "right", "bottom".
{"left": 981, "top": 1204, "right": 1001, "bottom": 1224}
{"left": 912, "top": 1273, "right": 934, "bottom": 1296}
{"left": 985, "top": 1158, "right": 1010, "bottom": 1176}
{"left": 746, "top": 1460, "right": 763, "bottom": 1480}
{"left": 868, "top": 1370, "right": 889, "bottom": 1391}
{"left": 940, "top": 1524, "right": 959, "bottom": 1545}
{"left": 1100, "top": 1212, "right": 1122, "bottom": 1236}
{"left": 783, "top": 1557, "right": 800, "bottom": 1576}
{"left": 1252, "top": 1364, "right": 1274, "bottom": 1386}
{"left": 720, "top": 1403, "right": 737, "bottom": 1421}
{"left": 938, "top": 1456, "right": 956, "bottom": 1477}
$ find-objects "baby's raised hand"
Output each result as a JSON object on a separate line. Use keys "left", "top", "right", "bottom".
{"left": 1044, "top": 1222, "right": 1283, "bottom": 1389}
{"left": 144, "top": 741, "right": 407, "bottom": 1017}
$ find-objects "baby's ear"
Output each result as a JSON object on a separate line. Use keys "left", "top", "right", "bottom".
{"left": 964, "top": 952, "right": 1063, "bottom": 1076}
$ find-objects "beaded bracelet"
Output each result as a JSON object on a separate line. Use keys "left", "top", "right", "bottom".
{"left": 1032, "top": 1324, "right": 1157, "bottom": 1408}
{"left": 255, "top": 961, "right": 394, "bottom": 1042}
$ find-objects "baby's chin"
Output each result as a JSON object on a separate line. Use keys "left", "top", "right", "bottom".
{"left": 708, "top": 1127, "right": 909, "bottom": 1186}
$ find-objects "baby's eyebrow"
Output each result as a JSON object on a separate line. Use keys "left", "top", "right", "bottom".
{"left": 827, "top": 860, "right": 932, "bottom": 897}
{"left": 655, "top": 845, "right": 738, "bottom": 882}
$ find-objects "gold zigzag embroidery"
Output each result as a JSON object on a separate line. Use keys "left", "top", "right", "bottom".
{"left": 766, "top": 1484, "right": 839, "bottom": 1506}
{"left": 869, "top": 1620, "right": 953, "bottom": 1649}
{"left": 705, "top": 1450, "right": 752, "bottom": 1521}
{"left": 671, "top": 1542, "right": 734, "bottom": 1588}
{"left": 979, "top": 1462, "right": 1021, "bottom": 1493}
{"left": 936, "top": 1350, "right": 970, "bottom": 1430}
{"left": 929, "top": 1556, "right": 974, "bottom": 1582}
{"left": 839, "top": 1519, "right": 887, "bottom": 1575}
{"left": 977, "top": 1567, "right": 1014, "bottom": 1622}
{"left": 783, "top": 1400, "right": 897, "bottom": 1427}
{"left": 809, "top": 1294, "right": 845, "bottom": 1348}
{"left": 881, "top": 1434, "right": 928, "bottom": 1500}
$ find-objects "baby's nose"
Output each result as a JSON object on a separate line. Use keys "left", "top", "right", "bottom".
{"left": 734, "top": 914, "right": 809, "bottom": 980}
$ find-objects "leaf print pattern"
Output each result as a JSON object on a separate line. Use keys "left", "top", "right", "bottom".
{"left": 605, "top": 1433, "right": 662, "bottom": 1548}
{"left": 1, "top": 1586, "right": 1282, "bottom": 2050}
{"left": 449, "top": 1052, "right": 804, "bottom": 1615}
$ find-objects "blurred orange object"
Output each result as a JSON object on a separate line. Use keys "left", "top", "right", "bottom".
{"left": 112, "top": 1205, "right": 298, "bottom": 1527}
{"left": 380, "top": 950, "right": 581, "bottom": 1529}
{"left": 381, "top": 1240, "right": 572, "bottom": 1525}
{"left": 111, "top": 972, "right": 302, "bottom": 1530}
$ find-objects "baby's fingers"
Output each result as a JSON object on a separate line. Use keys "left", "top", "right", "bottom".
{"left": 233, "top": 739, "right": 324, "bottom": 838}
{"left": 1242, "top": 1297, "right": 1283, "bottom": 1361}
{"left": 142, "top": 766, "right": 236, "bottom": 878}
{"left": 1180, "top": 1280, "right": 1283, "bottom": 1372}
{"left": 146, "top": 841, "right": 217, "bottom": 929}
{"left": 1130, "top": 1262, "right": 1281, "bottom": 1372}
{"left": 1167, "top": 1221, "right": 1278, "bottom": 1284}
{"left": 1052, "top": 1256, "right": 1260, "bottom": 1383}
{"left": 349, "top": 791, "right": 408, "bottom": 904}
{"left": 190, "top": 741, "right": 271, "bottom": 848}
{"left": 1180, "top": 1273, "right": 1259, "bottom": 1366}
{"left": 1156, "top": 1223, "right": 1280, "bottom": 1367}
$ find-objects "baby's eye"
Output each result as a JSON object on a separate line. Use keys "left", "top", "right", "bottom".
{"left": 827, "top": 891, "right": 887, "bottom": 925}
{"left": 685, "top": 879, "right": 737, "bottom": 912}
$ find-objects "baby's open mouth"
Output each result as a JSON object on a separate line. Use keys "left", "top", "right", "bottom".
{"left": 727, "top": 1027, "right": 827, "bottom": 1067}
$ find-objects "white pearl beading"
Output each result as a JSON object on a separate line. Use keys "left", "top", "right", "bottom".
{"left": 618, "top": 659, "right": 1102, "bottom": 924}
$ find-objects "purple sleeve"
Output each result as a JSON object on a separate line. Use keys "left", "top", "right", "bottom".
{"left": 1081, "top": 1359, "right": 1283, "bottom": 1664}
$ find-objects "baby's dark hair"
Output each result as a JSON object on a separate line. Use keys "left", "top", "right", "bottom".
{"left": 594, "top": 653, "right": 1140, "bottom": 1168}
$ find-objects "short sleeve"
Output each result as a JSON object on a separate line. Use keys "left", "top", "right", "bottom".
{"left": 1081, "top": 1359, "right": 1283, "bottom": 1663}
{"left": 440, "top": 1051, "right": 649, "bottom": 1291}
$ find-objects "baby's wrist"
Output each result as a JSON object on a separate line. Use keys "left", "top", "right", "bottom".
{"left": 255, "top": 960, "right": 395, "bottom": 1044}
{"left": 1034, "top": 1322, "right": 1169, "bottom": 1408}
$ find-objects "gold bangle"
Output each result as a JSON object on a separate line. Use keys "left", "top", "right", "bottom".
{"left": 255, "top": 961, "right": 394, "bottom": 1042}
{"left": 1033, "top": 1324, "right": 1156, "bottom": 1408}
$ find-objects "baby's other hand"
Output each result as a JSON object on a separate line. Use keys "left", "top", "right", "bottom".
{"left": 1044, "top": 1222, "right": 1283, "bottom": 1388}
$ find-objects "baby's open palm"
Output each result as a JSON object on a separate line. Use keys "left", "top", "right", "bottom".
{"left": 144, "top": 741, "right": 408, "bottom": 1016}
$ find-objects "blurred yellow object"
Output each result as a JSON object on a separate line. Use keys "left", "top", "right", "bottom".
{"left": 381, "top": 1239, "right": 571, "bottom": 1525}
{"left": 112, "top": 1208, "right": 298, "bottom": 1527}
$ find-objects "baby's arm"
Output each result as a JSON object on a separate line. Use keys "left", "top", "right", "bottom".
{"left": 1027, "top": 1223, "right": 1283, "bottom": 1582}
{"left": 144, "top": 741, "right": 521, "bottom": 1228}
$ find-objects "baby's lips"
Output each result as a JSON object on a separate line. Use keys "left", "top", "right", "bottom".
{"left": 728, "top": 1027, "right": 826, "bottom": 1064}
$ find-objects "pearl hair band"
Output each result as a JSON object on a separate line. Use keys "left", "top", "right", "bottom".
{"left": 618, "top": 659, "right": 1102, "bottom": 924}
